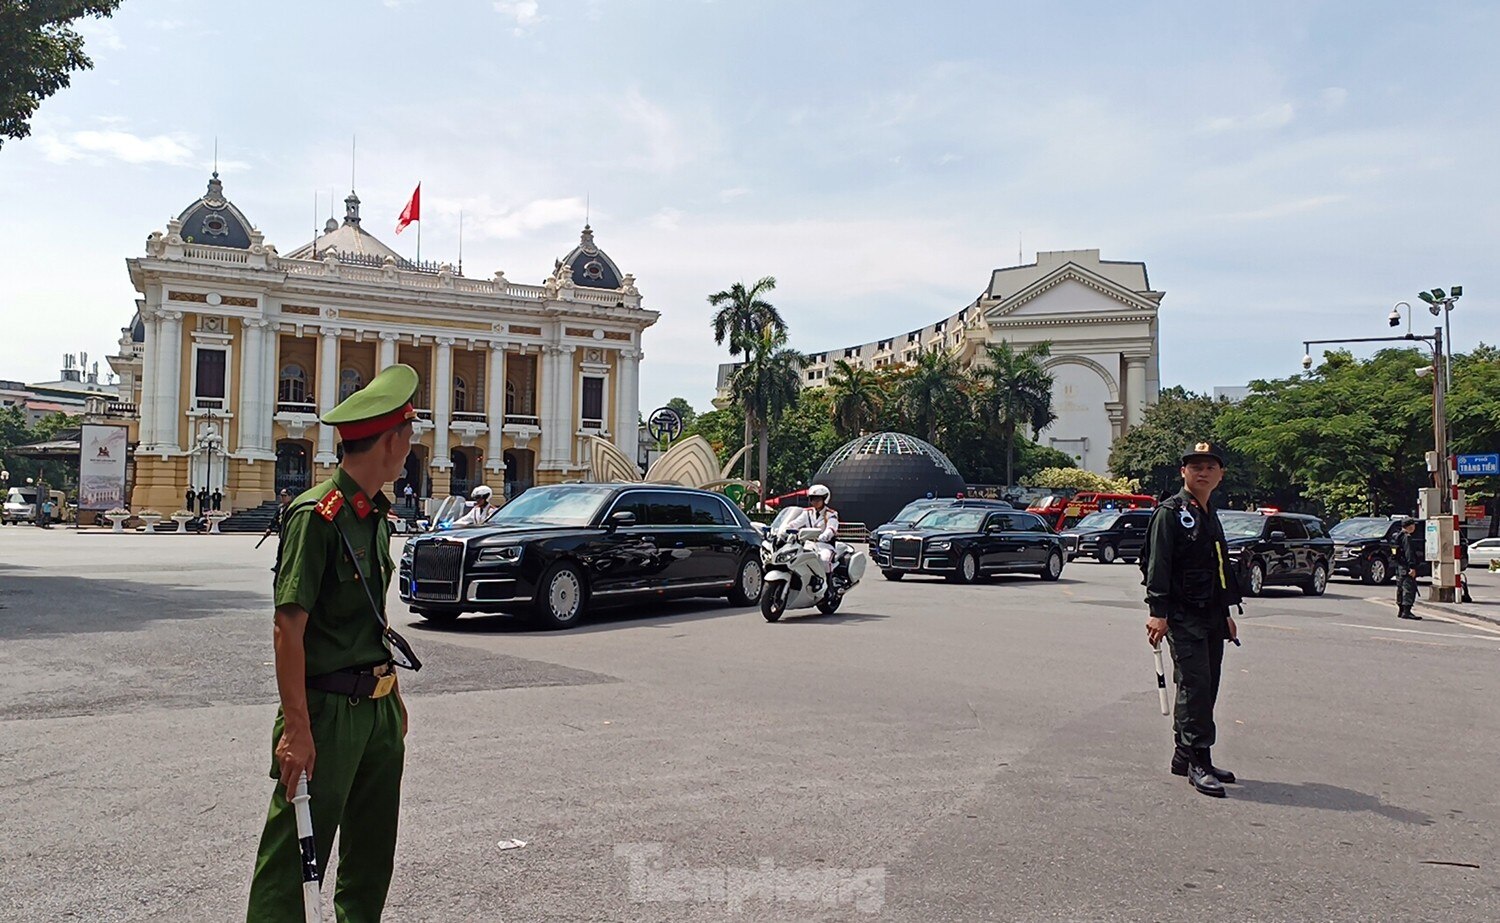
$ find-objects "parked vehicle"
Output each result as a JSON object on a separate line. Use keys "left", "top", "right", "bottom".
{"left": 1219, "top": 510, "right": 1334, "bottom": 596}
{"left": 1060, "top": 508, "right": 1154, "bottom": 563}
{"left": 399, "top": 483, "right": 765, "bottom": 629}
{"left": 867, "top": 498, "right": 1013, "bottom": 557}
{"left": 758, "top": 507, "right": 868, "bottom": 621}
{"left": 2, "top": 487, "right": 39, "bottom": 524}
{"left": 1468, "top": 537, "right": 1500, "bottom": 568}
{"left": 1028, "top": 491, "right": 1157, "bottom": 532}
{"left": 876, "top": 507, "right": 1065, "bottom": 583}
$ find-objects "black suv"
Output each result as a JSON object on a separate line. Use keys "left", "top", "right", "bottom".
{"left": 1329, "top": 517, "right": 1467, "bottom": 584}
{"left": 1218, "top": 510, "right": 1334, "bottom": 597}
{"left": 1061, "top": 508, "right": 1154, "bottom": 564}
{"left": 875, "top": 508, "right": 1064, "bottom": 583}
{"left": 399, "top": 483, "right": 765, "bottom": 629}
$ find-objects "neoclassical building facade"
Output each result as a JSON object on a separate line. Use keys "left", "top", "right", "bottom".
{"left": 110, "top": 173, "right": 657, "bottom": 513}
{"left": 717, "top": 249, "right": 1161, "bottom": 474}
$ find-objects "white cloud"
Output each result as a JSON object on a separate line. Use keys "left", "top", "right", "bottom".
{"left": 1225, "top": 195, "right": 1346, "bottom": 221}
{"left": 494, "top": 0, "right": 541, "bottom": 33}
{"left": 1319, "top": 87, "right": 1349, "bottom": 111}
{"left": 34, "top": 130, "right": 196, "bottom": 166}
{"left": 718, "top": 187, "right": 751, "bottom": 202}
{"left": 469, "top": 196, "right": 584, "bottom": 240}
{"left": 1201, "top": 102, "right": 1296, "bottom": 133}
{"left": 79, "top": 19, "right": 125, "bottom": 52}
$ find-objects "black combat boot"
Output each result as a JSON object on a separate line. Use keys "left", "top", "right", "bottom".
{"left": 1171, "top": 747, "right": 1235, "bottom": 784}
{"left": 1188, "top": 761, "right": 1226, "bottom": 797}
{"left": 1397, "top": 608, "right": 1421, "bottom": 620}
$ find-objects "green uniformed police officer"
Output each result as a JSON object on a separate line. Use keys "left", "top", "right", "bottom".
{"left": 246, "top": 363, "right": 419, "bottom": 922}
{"left": 1143, "top": 440, "right": 1242, "bottom": 798}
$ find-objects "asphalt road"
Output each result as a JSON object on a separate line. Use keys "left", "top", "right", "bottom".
{"left": 2, "top": 528, "right": 1499, "bottom": 922}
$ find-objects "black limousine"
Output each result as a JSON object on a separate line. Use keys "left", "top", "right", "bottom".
{"left": 873, "top": 507, "right": 1066, "bottom": 583}
{"left": 399, "top": 483, "right": 765, "bottom": 629}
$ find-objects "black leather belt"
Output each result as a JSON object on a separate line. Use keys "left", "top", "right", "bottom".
{"left": 306, "top": 662, "right": 396, "bottom": 699}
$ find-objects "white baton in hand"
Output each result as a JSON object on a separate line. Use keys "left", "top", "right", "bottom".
{"left": 292, "top": 772, "right": 324, "bottom": 922}
{"left": 1152, "top": 643, "right": 1170, "bottom": 716}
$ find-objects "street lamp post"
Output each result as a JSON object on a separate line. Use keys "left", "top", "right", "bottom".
{"left": 1417, "top": 286, "right": 1462, "bottom": 391}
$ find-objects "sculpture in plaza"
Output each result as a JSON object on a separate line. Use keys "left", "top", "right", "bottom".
{"left": 586, "top": 435, "right": 758, "bottom": 497}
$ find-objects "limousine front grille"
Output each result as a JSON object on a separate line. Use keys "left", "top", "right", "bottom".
{"left": 411, "top": 541, "right": 463, "bottom": 601}
{"left": 890, "top": 538, "right": 922, "bottom": 569}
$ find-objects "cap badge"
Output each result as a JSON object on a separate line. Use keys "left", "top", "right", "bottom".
{"left": 1195, "top": 442, "right": 1211, "bottom": 453}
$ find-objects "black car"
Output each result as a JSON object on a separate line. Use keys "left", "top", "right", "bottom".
{"left": 1060, "top": 508, "right": 1154, "bottom": 564}
{"left": 1218, "top": 510, "right": 1334, "bottom": 597}
{"left": 1329, "top": 516, "right": 1466, "bottom": 584}
{"left": 867, "top": 498, "right": 1014, "bottom": 555}
{"left": 875, "top": 508, "right": 1064, "bottom": 583}
{"left": 399, "top": 483, "right": 765, "bottom": 629}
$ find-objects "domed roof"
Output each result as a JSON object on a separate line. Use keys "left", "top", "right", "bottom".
{"left": 813, "top": 432, "right": 967, "bottom": 527}
{"left": 175, "top": 172, "right": 255, "bottom": 249}
{"left": 556, "top": 224, "right": 624, "bottom": 289}
{"left": 817, "top": 432, "right": 962, "bottom": 476}
{"left": 285, "top": 190, "right": 407, "bottom": 264}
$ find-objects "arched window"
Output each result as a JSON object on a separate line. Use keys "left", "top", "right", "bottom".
{"left": 505, "top": 380, "right": 516, "bottom": 416}
{"left": 339, "top": 368, "right": 364, "bottom": 402}
{"left": 453, "top": 375, "right": 468, "bottom": 413}
{"left": 279, "top": 364, "right": 307, "bottom": 404}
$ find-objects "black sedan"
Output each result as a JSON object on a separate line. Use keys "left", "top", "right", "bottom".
{"left": 867, "top": 498, "right": 1015, "bottom": 558}
{"left": 875, "top": 508, "right": 1065, "bottom": 583}
{"left": 399, "top": 483, "right": 765, "bottom": 629}
{"left": 1219, "top": 510, "right": 1334, "bottom": 597}
{"left": 1060, "top": 508, "right": 1153, "bottom": 564}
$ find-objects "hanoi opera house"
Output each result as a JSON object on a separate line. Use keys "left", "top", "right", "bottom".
{"left": 718, "top": 249, "right": 1164, "bottom": 475}
{"left": 108, "top": 173, "right": 657, "bottom": 514}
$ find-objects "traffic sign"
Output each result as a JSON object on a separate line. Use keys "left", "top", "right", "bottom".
{"left": 1456, "top": 453, "right": 1500, "bottom": 477}
{"left": 646, "top": 407, "right": 684, "bottom": 443}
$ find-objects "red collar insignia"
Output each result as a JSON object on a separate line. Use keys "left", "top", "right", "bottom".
{"left": 315, "top": 490, "right": 345, "bottom": 521}
{"left": 349, "top": 492, "right": 374, "bottom": 519}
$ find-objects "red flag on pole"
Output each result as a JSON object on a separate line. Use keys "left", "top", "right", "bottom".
{"left": 396, "top": 183, "right": 420, "bottom": 234}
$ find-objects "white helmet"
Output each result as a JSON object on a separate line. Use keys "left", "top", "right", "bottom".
{"left": 807, "top": 484, "right": 831, "bottom": 501}
{"left": 471, "top": 485, "right": 493, "bottom": 500}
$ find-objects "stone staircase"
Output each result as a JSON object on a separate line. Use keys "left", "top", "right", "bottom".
{"left": 219, "top": 498, "right": 428, "bottom": 534}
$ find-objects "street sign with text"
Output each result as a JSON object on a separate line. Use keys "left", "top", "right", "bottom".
{"left": 1456, "top": 453, "right": 1500, "bottom": 477}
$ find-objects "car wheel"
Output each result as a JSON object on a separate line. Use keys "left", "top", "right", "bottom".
{"left": 951, "top": 551, "right": 980, "bottom": 585}
{"left": 1099, "top": 543, "right": 1118, "bottom": 564}
{"left": 412, "top": 607, "right": 460, "bottom": 624}
{"left": 1039, "top": 551, "right": 1064, "bottom": 582}
{"left": 728, "top": 555, "right": 763, "bottom": 606}
{"left": 760, "top": 581, "right": 787, "bottom": 622}
{"left": 1363, "top": 556, "right": 1388, "bottom": 586}
{"left": 816, "top": 594, "right": 842, "bottom": 615}
{"left": 533, "top": 562, "right": 587, "bottom": 629}
{"left": 1303, "top": 562, "right": 1329, "bottom": 597}
{"left": 882, "top": 570, "right": 904, "bottom": 581}
{"left": 1247, "top": 561, "right": 1265, "bottom": 597}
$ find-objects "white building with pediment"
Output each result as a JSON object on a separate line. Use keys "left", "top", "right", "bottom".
{"left": 716, "top": 249, "right": 1161, "bottom": 475}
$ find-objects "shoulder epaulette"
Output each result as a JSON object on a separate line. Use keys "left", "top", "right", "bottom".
{"left": 315, "top": 489, "right": 345, "bottom": 521}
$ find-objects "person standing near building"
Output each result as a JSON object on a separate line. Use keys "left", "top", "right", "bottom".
{"left": 1143, "top": 441, "right": 1242, "bottom": 798}
{"left": 245, "top": 363, "right": 421, "bottom": 922}
{"left": 402, "top": 482, "right": 415, "bottom": 511}
{"left": 1394, "top": 517, "right": 1422, "bottom": 620}
{"left": 185, "top": 486, "right": 196, "bottom": 514}
{"left": 212, "top": 487, "right": 224, "bottom": 512}
{"left": 198, "top": 486, "right": 211, "bottom": 517}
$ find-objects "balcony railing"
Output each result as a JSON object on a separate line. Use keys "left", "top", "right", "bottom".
{"left": 275, "top": 401, "right": 318, "bottom": 415}
{"left": 504, "top": 414, "right": 540, "bottom": 427}
{"left": 105, "top": 401, "right": 138, "bottom": 417}
{"left": 452, "top": 411, "right": 488, "bottom": 423}
{"left": 581, "top": 418, "right": 605, "bottom": 431}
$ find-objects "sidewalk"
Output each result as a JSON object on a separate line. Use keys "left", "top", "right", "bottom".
{"left": 1415, "top": 589, "right": 1500, "bottom": 628}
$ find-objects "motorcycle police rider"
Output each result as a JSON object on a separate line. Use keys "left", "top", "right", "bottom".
{"left": 453, "top": 485, "right": 500, "bottom": 528}
{"left": 780, "top": 485, "right": 841, "bottom": 596}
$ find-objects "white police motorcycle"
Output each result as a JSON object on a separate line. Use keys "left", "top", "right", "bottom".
{"left": 758, "top": 506, "right": 868, "bottom": 621}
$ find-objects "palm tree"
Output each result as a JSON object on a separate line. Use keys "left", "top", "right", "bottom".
{"left": 975, "top": 340, "right": 1057, "bottom": 486}
{"left": 709, "top": 277, "right": 784, "bottom": 486}
{"left": 898, "top": 347, "right": 966, "bottom": 443}
{"left": 826, "top": 360, "right": 883, "bottom": 439}
{"left": 730, "top": 326, "right": 807, "bottom": 495}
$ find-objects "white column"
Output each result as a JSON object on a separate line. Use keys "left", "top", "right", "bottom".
{"left": 237, "top": 320, "right": 264, "bottom": 455}
{"left": 154, "top": 311, "right": 184, "bottom": 452}
{"left": 315, "top": 327, "right": 341, "bottom": 464}
{"left": 138, "top": 310, "right": 159, "bottom": 450}
{"left": 554, "top": 345, "right": 576, "bottom": 468}
{"left": 433, "top": 337, "right": 454, "bottom": 468}
{"left": 485, "top": 342, "right": 507, "bottom": 472}
{"left": 1124, "top": 356, "right": 1147, "bottom": 430}
{"left": 613, "top": 348, "right": 639, "bottom": 457}
{"left": 378, "top": 332, "right": 399, "bottom": 371}
{"left": 537, "top": 346, "right": 558, "bottom": 468}
{"left": 264, "top": 325, "right": 279, "bottom": 429}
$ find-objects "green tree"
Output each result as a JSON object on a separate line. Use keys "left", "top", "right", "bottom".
{"left": 729, "top": 326, "right": 807, "bottom": 494}
{"left": 763, "top": 389, "right": 844, "bottom": 496}
{"left": 662, "top": 397, "right": 697, "bottom": 430}
{"left": 1, "top": 1, "right": 123, "bottom": 149}
{"left": 1024, "top": 467, "right": 1140, "bottom": 493}
{"left": 825, "top": 359, "right": 883, "bottom": 438}
{"left": 897, "top": 347, "right": 966, "bottom": 443}
{"left": 1108, "top": 387, "right": 1240, "bottom": 499}
{"left": 974, "top": 340, "right": 1056, "bottom": 486}
{"left": 708, "top": 276, "right": 783, "bottom": 484}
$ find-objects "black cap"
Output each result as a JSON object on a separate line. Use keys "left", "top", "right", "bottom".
{"left": 1181, "top": 440, "right": 1227, "bottom": 466}
{"left": 1399, "top": 517, "right": 1418, "bottom": 528}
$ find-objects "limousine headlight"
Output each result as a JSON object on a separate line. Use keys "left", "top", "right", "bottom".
{"left": 927, "top": 539, "right": 952, "bottom": 551}
{"left": 477, "top": 544, "right": 522, "bottom": 565}
{"left": 879, "top": 537, "right": 891, "bottom": 549}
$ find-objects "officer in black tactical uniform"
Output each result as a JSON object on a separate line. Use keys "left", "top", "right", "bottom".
{"left": 1394, "top": 517, "right": 1422, "bottom": 620}
{"left": 1143, "top": 441, "right": 1242, "bottom": 798}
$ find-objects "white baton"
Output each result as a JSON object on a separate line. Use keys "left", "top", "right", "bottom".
{"left": 1152, "top": 643, "right": 1170, "bottom": 716}
{"left": 291, "top": 772, "right": 324, "bottom": 922}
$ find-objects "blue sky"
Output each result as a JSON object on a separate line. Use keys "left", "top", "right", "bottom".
{"left": 3, "top": 0, "right": 1496, "bottom": 414}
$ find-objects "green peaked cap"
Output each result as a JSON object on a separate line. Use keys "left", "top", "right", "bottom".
{"left": 321, "top": 363, "right": 420, "bottom": 433}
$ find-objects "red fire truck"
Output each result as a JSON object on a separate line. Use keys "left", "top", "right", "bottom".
{"left": 1027, "top": 491, "right": 1158, "bottom": 532}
